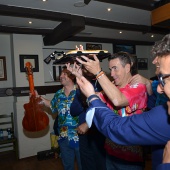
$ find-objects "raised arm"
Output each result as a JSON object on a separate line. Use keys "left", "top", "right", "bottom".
{"left": 89, "top": 99, "right": 170, "bottom": 146}
{"left": 76, "top": 55, "right": 130, "bottom": 107}
{"left": 66, "top": 62, "right": 83, "bottom": 79}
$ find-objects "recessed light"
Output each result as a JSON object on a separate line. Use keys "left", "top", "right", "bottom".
{"left": 42, "top": 0, "right": 48, "bottom": 2}
{"left": 119, "top": 31, "right": 122, "bottom": 34}
{"left": 28, "top": 21, "right": 32, "bottom": 24}
{"left": 151, "top": 35, "right": 154, "bottom": 38}
{"left": 107, "top": 8, "right": 112, "bottom": 12}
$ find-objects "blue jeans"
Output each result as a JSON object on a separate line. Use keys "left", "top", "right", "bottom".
{"left": 106, "top": 153, "right": 144, "bottom": 170}
{"left": 59, "top": 138, "right": 82, "bottom": 170}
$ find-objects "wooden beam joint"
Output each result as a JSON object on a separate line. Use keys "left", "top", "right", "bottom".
{"left": 43, "top": 16, "right": 85, "bottom": 45}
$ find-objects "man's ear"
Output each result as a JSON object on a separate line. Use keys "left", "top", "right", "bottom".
{"left": 125, "top": 64, "right": 131, "bottom": 73}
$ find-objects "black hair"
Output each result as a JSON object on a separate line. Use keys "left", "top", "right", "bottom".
{"left": 108, "top": 51, "right": 137, "bottom": 75}
{"left": 130, "top": 55, "right": 138, "bottom": 76}
{"left": 151, "top": 34, "right": 170, "bottom": 58}
{"left": 108, "top": 51, "right": 132, "bottom": 67}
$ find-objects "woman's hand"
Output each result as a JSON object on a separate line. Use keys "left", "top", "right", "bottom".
{"left": 130, "top": 74, "right": 153, "bottom": 95}
{"left": 77, "top": 122, "right": 89, "bottom": 134}
{"left": 29, "top": 90, "right": 39, "bottom": 98}
{"left": 130, "top": 74, "right": 149, "bottom": 85}
{"left": 163, "top": 141, "right": 170, "bottom": 163}
{"left": 66, "top": 62, "right": 82, "bottom": 79}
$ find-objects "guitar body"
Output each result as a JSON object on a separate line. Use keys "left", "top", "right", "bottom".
{"left": 22, "top": 62, "right": 49, "bottom": 132}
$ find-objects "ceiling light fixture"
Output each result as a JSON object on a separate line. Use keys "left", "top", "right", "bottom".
{"left": 107, "top": 8, "right": 112, "bottom": 12}
{"left": 28, "top": 21, "right": 32, "bottom": 24}
{"left": 119, "top": 31, "right": 122, "bottom": 34}
{"left": 74, "top": 1, "right": 86, "bottom": 7}
{"left": 151, "top": 35, "right": 154, "bottom": 38}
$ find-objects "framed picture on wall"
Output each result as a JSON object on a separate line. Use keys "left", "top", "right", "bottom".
{"left": 113, "top": 44, "right": 136, "bottom": 54}
{"left": 86, "top": 43, "right": 102, "bottom": 50}
{"left": 137, "top": 58, "right": 148, "bottom": 70}
{"left": 20, "top": 55, "right": 39, "bottom": 72}
{"left": 0, "top": 56, "right": 7, "bottom": 81}
{"left": 52, "top": 64, "right": 64, "bottom": 81}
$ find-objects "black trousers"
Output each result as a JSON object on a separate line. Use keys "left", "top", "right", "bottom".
{"left": 79, "top": 127, "right": 106, "bottom": 170}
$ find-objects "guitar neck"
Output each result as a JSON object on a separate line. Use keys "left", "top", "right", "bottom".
{"left": 25, "top": 62, "right": 35, "bottom": 95}
{"left": 28, "top": 74, "right": 35, "bottom": 95}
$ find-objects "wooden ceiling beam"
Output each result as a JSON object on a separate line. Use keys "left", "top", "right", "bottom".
{"left": 0, "top": 26, "right": 52, "bottom": 35}
{"left": 0, "top": 4, "right": 71, "bottom": 21}
{"left": 67, "top": 36, "right": 155, "bottom": 45}
{"left": 43, "top": 16, "right": 85, "bottom": 45}
{"left": 84, "top": 0, "right": 91, "bottom": 5}
{"left": 151, "top": 3, "right": 170, "bottom": 28}
{"left": 0, "top": 4, "right": 168, "bottom": 35}
{"left": 0, "top": 26, "right": 155, "bottom": 45}
{"left": 0, "top": 4, "right": 169, "bottom": 45}
{"left": 85, "top": 18, "right": 169, "bottom": 34}
{"left": 94, "top": 0, "right": 154, "bottom": 10}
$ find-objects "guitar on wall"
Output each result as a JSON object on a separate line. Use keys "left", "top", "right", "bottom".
{"left": 22, "top": 62, "right": 49, "bottom": 132}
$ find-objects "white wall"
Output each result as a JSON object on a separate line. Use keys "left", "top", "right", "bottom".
{"left": 0, "top": 34, "right": 15, "bottom": 140}
{"left": 0, "top": 33, "right": 155, "bottom": 159}
{"left": 11, "top": 34, "right": 52, "bottom": 159}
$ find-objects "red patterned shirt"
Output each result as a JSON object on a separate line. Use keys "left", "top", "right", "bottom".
{"left": 100, "top": 83, "right": 147, "bottom": 162}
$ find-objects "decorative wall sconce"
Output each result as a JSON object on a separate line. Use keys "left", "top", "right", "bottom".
{"left": 44, "top": 51, "right": 65, "bottom": 64}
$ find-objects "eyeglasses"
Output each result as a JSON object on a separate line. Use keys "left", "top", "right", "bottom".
{"left": 157, "top": 73, "right": 170, "bottom": 87}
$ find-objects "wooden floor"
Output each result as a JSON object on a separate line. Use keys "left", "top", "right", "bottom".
{"left": 0, "top": 151, "right": 151, "bottom": 170}
{"left": 0, "top": 151, "right": 77, "bottom": 170}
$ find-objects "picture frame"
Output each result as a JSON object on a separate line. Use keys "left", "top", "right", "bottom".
{"left": 52, "top": 64, "right": 64, "bottom": 82}
{"left": 137, "top": 58, "right": 148, "bottom": 70}
{"left": 0, "top": 56, "right": 7, "bottom": 81}
{"left": 113, "top": 44, "right": 136, "bottom": 54}
{"left": 20, "top": 55, "right": 39, "bottom": 72}
{"left": 86, "top": 43, "right": 102, "bottom": 50}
